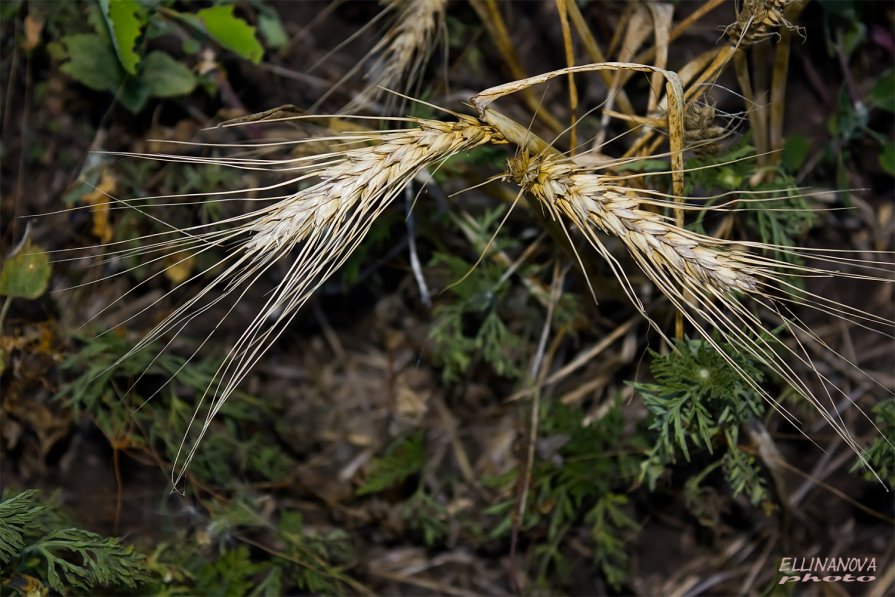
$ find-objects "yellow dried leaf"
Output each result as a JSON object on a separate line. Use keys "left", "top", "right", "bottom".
{"left": 164, "top": 251, "right": 195, "bottom": 284}
{"left": 80, "top": 169, "right": 117, "bottom": 243}
{"left": 23, "top": 14, "right": 44, "bottom": 51}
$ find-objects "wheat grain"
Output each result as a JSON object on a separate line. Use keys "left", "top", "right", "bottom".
{"left": 508, "top": 152, "right": 760, "bottom": 293}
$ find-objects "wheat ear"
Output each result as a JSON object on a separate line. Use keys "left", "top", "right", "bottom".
{"left": 507, "top": 150, "right": 894, "bottom": 479}
{"left": 89, "top": 116, "right": 499, "bottom": 484}
{"left": 316, "top": 0, "right": 447, "bottom": 114}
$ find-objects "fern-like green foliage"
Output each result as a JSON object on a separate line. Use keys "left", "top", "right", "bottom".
{"left": 0, "top": 490, "right": 47, "bottom": 567}
{"left": 1, "top": 490, "right": 153, "bottom": 593}
{"left": 428, "top": 208, "right": 526, "bottom": 383}
{"left": 193, "top": 545, "right": 262, "bottom": 596}
{"left": 485, "top": 402, "right": 642, "bottom": 590}
{"left": 636, "top": 338, "right": 770, "bottom": 506}
{"left": 23, "top": 528, "right": 151, "bottom": 592}
{"left": 55, "top": 331, "right": 359, "bottom": 594}
{"left": 853, "top": 399, "right": 895, "bottom": 486}
{"left": 355, "top": 433, "right": 451, "bottom": 546}
{"left": 358, "top": 432, "right": 426, "bottom": 495}
{"left": 59, "top": 332, "right": 292, "bottom": 486}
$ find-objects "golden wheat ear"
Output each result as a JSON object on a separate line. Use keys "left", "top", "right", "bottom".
{"left": 69, "top": 116, "right": 502, "bottom": 484}
{"left": 311, "top": 0, "right": 447, "bottom": 114}
{"left": 506, "top": 148, "right": 894, "bottom": 481}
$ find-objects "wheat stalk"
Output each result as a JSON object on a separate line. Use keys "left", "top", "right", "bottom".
{"left": 506, "top": 148, "right": 894, "bottom": 480}
{"left": 75, "top": 53, "right": 891, "bottom": 487}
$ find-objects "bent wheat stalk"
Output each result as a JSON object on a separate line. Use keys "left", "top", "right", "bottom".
{"left": 75, "top": 59, "right": 891, "bottom": 486}
{"left": 468, "top": 62, "right": 892, "bottom": 481}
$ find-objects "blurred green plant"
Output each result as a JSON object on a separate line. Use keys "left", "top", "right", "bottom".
{"left": 817, "top": 0, "right": 895, "bottom": 180}
{"left": 0, "top": 490, "right": 153, "bottom": 594}
{"left": 852, "top": 398, "right": 895, "bottom": 487}
{"left": 484, "top": 401, "right": 642, "bottom": 590}
{"left": 45, "top": 0, "right": 284, "bottom": 113}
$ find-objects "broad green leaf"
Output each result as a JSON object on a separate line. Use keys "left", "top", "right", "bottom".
{"left": 141, "top": 51, "right": 197, "bottom": 97}
{"left": 880, "top": 141, "right": 895, "bottom": 176}
{"left": 0, "top": 242, "right": 51, "bottom": 300}
{"left": 98, "top": 0, "right": 149, "bottom": 74}
{"left": 57, "top": 34, "right": 123, "bottom": 93}
{"left": 869, "top": 71, "right": 895, "bottom": 113}
{"left": 258, "top": 11, "right": 287, "bottom": 49}
{"left": 193, "top": 5, "right": 263, "bottom": 63}
{"left": 782, "top": 134, "right": 811, "bottom": 172}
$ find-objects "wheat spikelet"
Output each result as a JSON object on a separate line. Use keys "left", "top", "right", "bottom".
{"left": 89, "top": 115, "right": 500, "bottom": 483}
{"left": 507, "top": 149, "right": 894, "bottom": 477}
{"left": 508, "top": 152, "right": 759, "bottom": 294}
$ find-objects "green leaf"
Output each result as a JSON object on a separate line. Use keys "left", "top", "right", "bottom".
{"left": 880, "top": 141, "right": 895, "bottom": 176}
{"left": 869, "top": 71, "right": 895, "bottom": 113}
{"left": 782, "top": 134, "right": 811, "bottom": 172}
{"left": 56, "top": 34, "right": 123, "bottom": 93}
{"left": 358, "top": 433, "right": 426, "bottom": 495}
{"left": 98, "top": 0, "right": 149, "bottom": 74}
{"left": 0, "top": 490, "right": 47, "bottom": 567}
{"left": 141, "top": 51, "right": 197, "bottom": 97}
{"left": 118, "top": 76, "right": 149, "bottom": 113}
{"left": 190, "top": 5, "right": 263, "bottom": 63}
{"left": 0, "top": 241, "right": 51, "bottom": 300}
{"left": 258, "top": 10, "right": 287, "bottom": 49}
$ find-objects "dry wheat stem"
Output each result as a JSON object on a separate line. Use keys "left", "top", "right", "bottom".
{"left": 506, "top": 149, "right": 894, "bottom": 479}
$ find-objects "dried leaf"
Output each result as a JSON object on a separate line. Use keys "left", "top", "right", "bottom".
{"left": 163, "top": 251, "right": 195, "bottom": 284}
{"left": 23, "top": 14, "right": 44, "bottom": 51}
{"left": 80, "top": 170, "right": 117, "bottom": 243}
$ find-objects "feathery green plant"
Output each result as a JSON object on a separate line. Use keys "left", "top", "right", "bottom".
{"left": 636, "top": 338, "right": 770, "bottom": 506}
{"left": 0, "top": 490, "right": 153, "bottom": 594}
